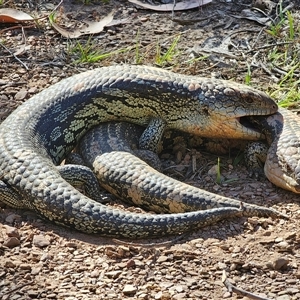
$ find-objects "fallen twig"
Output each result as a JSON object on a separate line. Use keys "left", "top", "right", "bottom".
{"left": 0, "top": 42, "right": 28, "bottom": 70}
{"left": 222, "top": 270, "right": 272, "bottom": 300}
{"left": 112, "top": 233, "right": 186, "bottom": 248}
{"left": 245, "top": 41, "right": 293, "bottom": 54}
{"left": 0, "top": 281, "right": 34, "bottom": 299}
{"left": 171, "top": 14, "right": 216, "bottom": 25}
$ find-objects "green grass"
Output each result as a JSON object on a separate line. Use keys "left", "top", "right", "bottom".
{"left": 265, "top": 19, "right": 286, "bottom": 38}
{"left": 286, "top": 11, "right": 295, "bottom": 40}
{"left": 155, "top": 35, "right": 181, "bottom": 66}
{"left": 244, "top": 64, "right": 251, "bottom": 85}
{"left": 67, "top": 38, "right": 132, "bottom": 63}
{"left": 186, "top": 54, "right": 209, "bottom": 65}
{"left": 264, "top": 10, "right": 300, "bottom": 108}
{"left": 135, "top": 29, "right": 143, "bottom": 65}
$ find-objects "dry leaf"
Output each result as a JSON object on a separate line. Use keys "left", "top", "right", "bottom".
{"left": 0, "top": 8, "right": 33, "bottom": 23}
{"left": 128, "top": 0, "right": 212, "bottom": 11}
{"left": 50, "top": 10, "right": 115, "bottom": 38}
{"left": 230, "top": 9, "right": 271, "bottom": 26}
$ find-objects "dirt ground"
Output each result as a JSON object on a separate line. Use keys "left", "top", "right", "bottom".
{"left": 1, "top": 0, "right": 300, "bottom": 299}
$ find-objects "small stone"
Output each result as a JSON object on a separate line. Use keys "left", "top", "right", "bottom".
{"left": 231, "top": 246, "right": 241, "bottom": 253}
{"left": 284, "top": 231, "right": 296, "bottom": 240}
{"left": 174, "top": 285, "right": 184, "bottom": 292}
{"left": 276, "top": 241, "right": 290, "bottom": 250}
{"left": 33, "top": 234, "right": 50, "bottom": 248}
{"left": 64, "top": 242, "right": 77, "bottom": 248}
{"left": 4, "top": 260, "right": 16, "bottom": 268}
{"left": 286, "top": 287, "right": 299, "bottom": 294}
{"left": 274, "top": 257, "right": 289, "bottom": 270}
{"left": 208, "top": 165, "right": 218, "bottom": 176}
{"left": 154, "top": 291, "right": 163, "bottom": 299}
{"left": 172, "top": 293, "right": 186, "bottom": 300}
{"left": 276, "top": 295, "right": 290, "bottom": 300}
{"left": 218, "top": 262, "right": 227, "bottom": 269}
{"left": 5, "top": 213, "right": 21, "bottom": 223}
{"left": 40, "top": 252, "right": 51, "bottom": 261}
{"left": 27, "top": 290, "right": 39, "bottom": 297}
{"left": 24, "top": 273, "right": 32, "bottom": 280}
{"left": 123, "top": 284, "right": 137, "bottom": 295}
{"left": 31, "top": 266, "right": 42, "bottom": 275}
{"left": 4, "top": 225, "right": 20, "bottom": 238}
{"left": 3, "top": 237, "right": 20, "bottom": 248}
{"left": 223, "top": 291, "right": 232, "bottom": 298}
{"left": 105, "top": 270, "right": 122, "bottom": 278}
{"left": 126, "top": 259, "right": 136, "bottom": 268}
{"left": 266, "top": 257, "right": 289, "bottom": 270}
{"left": 28, "top": 86, "right": 38, "bottom": 94}
{"left": 90, "top": 269, "right": 100, "bottom": 278}
{"left": 14, "top": 90, "right": 28, "bottom": 100}
{"left": 19, "top": 264, "right": 32, "bottom": 270}
{"left": 274, "top": 237, "right": 283, "bottom": 243}
{"left": 140, "top": 17, "right": 149, "bottom": 22}
{"left": 157, "top": 255, "right": 168, "bottom": 263}
{"left": 47, "top": 293, "right": 57, "bottom": 298}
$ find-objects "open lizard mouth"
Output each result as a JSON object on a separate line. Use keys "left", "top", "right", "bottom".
{"left": 238, "top": 116, "right": 261, "bottom": 133}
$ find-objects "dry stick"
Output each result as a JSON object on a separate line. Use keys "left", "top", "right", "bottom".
{"left": 259, "top": 62, "right": 274, "bottom": 77}
{"left": 251, "top": 27, "right": 265, "bottom": 49}
{"left": 52, "top": 0, "right": 64, "bottom": 13}
{"left": 112, "top": 233, "right": 187, "bottom": 248}
{"left": 0, "top": 43, "right": 28, "bottom": 70}
{"left": 0, "top": 24, "right": 35, "bottom": 34}
{"left": 0, "top": 281, "right": 34, "bottom": 298}
{"left": 245, "top": 42, "right": 293, "bottom": 54}
{"left": 222, "top": 271, "right": 272, "bottom": 300}
{"left": 172, "top": 0, "right": 176, "bottom": 20}
{"left": 171, "top": 14, "right": 216, "bottom": 25}
{"left": 272, "top": 62, "right": 300, "bottom": 77}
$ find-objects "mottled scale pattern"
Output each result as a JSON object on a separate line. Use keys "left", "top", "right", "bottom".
{"left": 263, "top": 108, "right": 300, "bottom": 193}
{"left": 78, "top": 122, "right": 284, "bottom": 218}
{"left": 0, "top": 65, "right": 281, "bottom": 238}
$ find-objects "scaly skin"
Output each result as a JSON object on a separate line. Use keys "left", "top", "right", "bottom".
{"left": 249, "top": 108, "right": 300, "bottom": 193}
{"left": 76, "top": 121, "right": 286, "bottom": 217}
{"left": 0, "top": 65, "right": 279, "bottom": 238}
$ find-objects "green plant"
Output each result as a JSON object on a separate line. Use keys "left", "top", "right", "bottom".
{"left": 67, "top": 38, "right": 131, "bottom": 63}
{"left": 265, "top": 19, "right": 285, "bottom": 38}
{"left": 244, "top": 64, "right": 251, "bottom": 85}
{"left": 135, "top": 29, "right": 143, "bottom": 65}
{"left": 48, "top": 11, "right": 56, "bottom": 24}
{"left": 155, "top": 35, "right": 180, "bottom": 66}
{"left": 286, "top": 11, "right": 295, "bottom": 40}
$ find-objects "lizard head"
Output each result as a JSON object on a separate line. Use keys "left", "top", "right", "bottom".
{"left": 176, "top": 79, "right": 278, "bottom": 140}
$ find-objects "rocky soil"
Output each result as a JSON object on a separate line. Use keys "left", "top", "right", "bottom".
{"left": 0, "top": 0, "right": 300, "bottom": 299}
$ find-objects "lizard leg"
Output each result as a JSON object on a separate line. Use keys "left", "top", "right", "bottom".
{"left": 244, "top": 142, "right": 268, "bottom": 178}
{"left": 57, "top": 165, "right": 111, "bottom": 203}
{"left": 139, "top": 118, "right": 166, "bottom": 153}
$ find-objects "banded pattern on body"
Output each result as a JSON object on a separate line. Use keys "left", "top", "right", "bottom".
{"left": 0, "top": 65, "right": 281, "bottom": 238}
